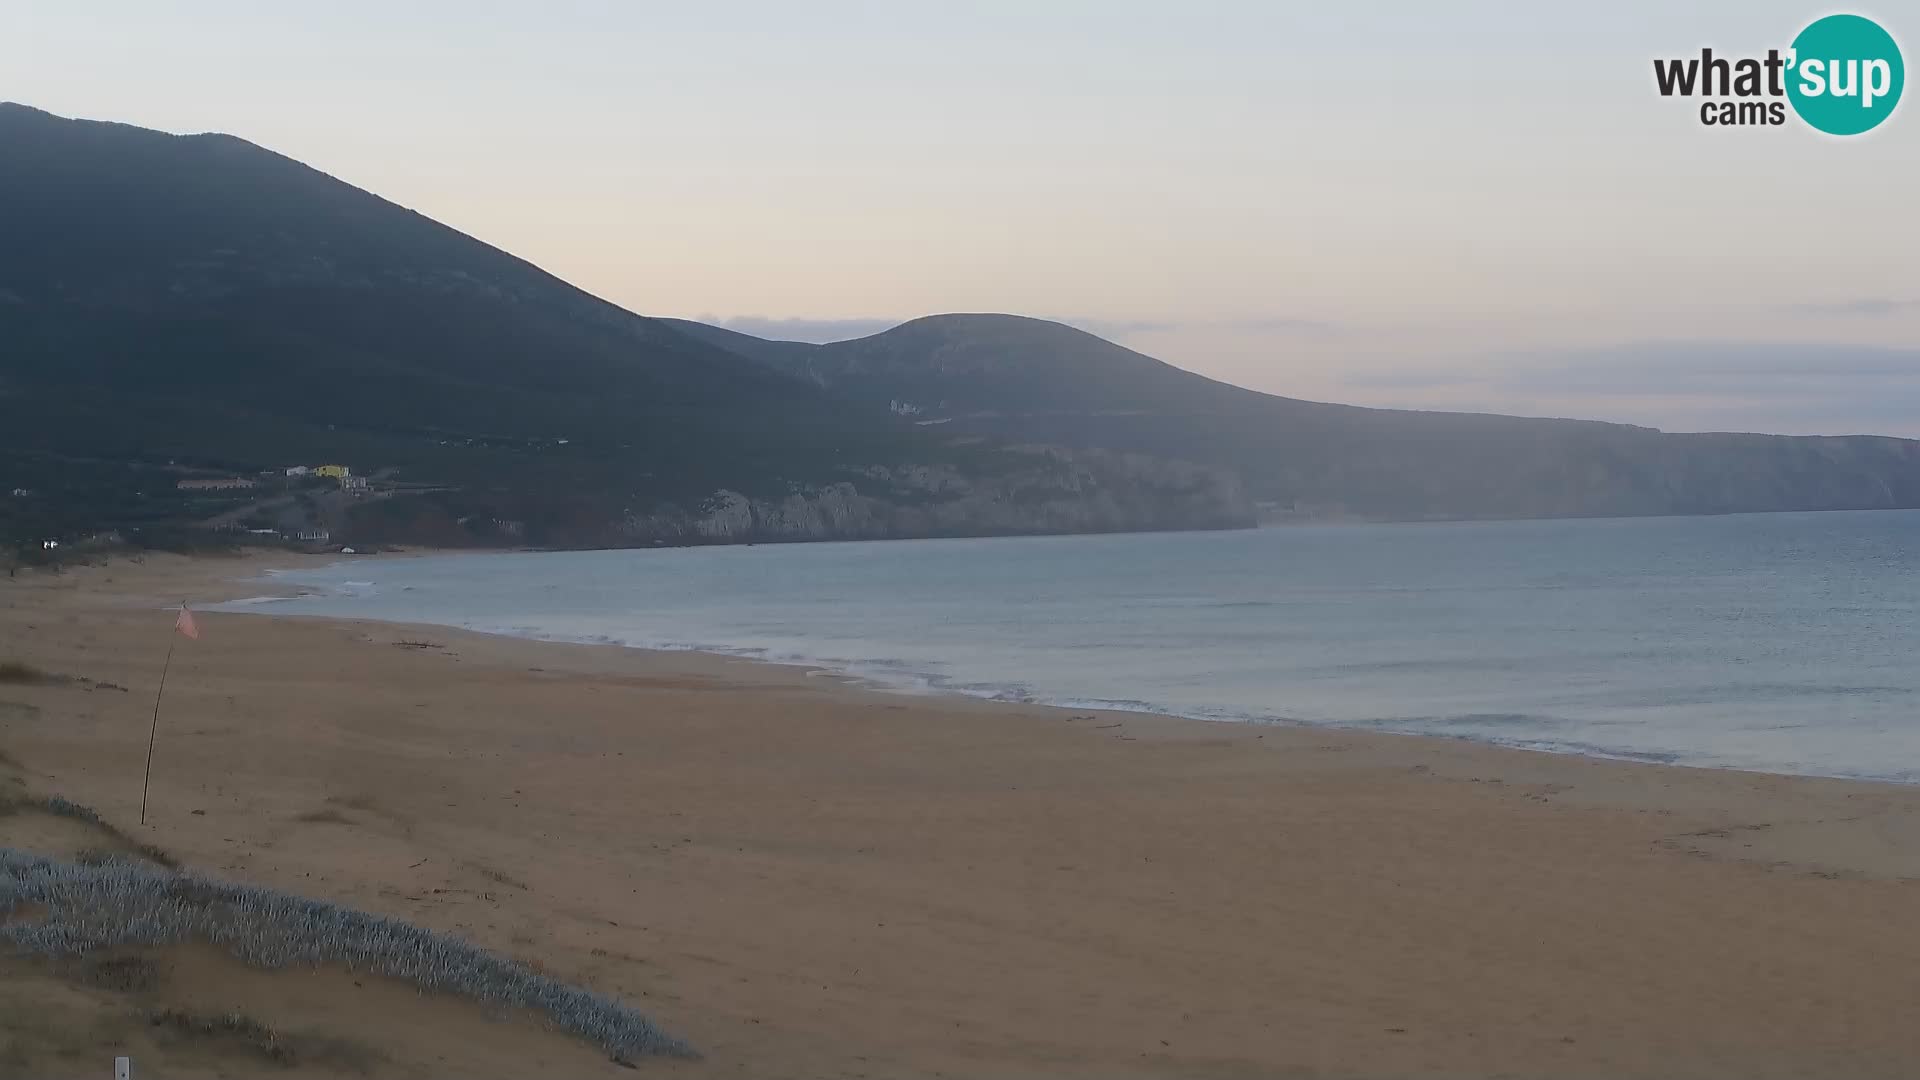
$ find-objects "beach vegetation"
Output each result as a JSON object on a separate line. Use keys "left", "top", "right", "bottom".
{"left": 145, "top": 1006, "right": 385, "bottom": 1071}
{"left": 35, "top": 794, "right": 103, "bottom": 825}
{"left": 149, "top": 1008, "right": 295, "bottom": 1063}
{"left": 0, "top": 848, "right": 693, "bottom": 1063}
{"left": 81, "top": 952, "right": 162, "bottom": 993}
{"left": 0, "top": 796, "right": 176, "bottom": 868}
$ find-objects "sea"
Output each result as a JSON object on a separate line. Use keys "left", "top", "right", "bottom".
{"left": 218, "top": 510, "right": 1920, "bottom": 783}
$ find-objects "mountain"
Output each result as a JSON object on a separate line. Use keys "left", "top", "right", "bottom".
{"left": 665, "top": 315, "right": 1920, "bottom": 522}
{"left": 0, "top": 105, "right": 1249, "bottom": 548}
{"left": 10, "top": 102, "right": 1909, "bottom": 550}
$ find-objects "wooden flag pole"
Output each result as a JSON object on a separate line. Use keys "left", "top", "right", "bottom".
{"left": 138, "top": 630, "right": 175, "bottom": 822}
{"left": 140, "top": 634, "right": 177, "bottom": 826}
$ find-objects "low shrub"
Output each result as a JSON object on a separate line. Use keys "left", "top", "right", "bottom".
{"left": 0, "top": 849, "right": 692, "bottom": 1062}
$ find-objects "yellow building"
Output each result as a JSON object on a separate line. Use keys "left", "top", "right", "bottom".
{"left": 313, "top": 465, "right": 350, "bottom": 479}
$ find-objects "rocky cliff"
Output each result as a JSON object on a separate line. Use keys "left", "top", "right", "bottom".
{"left": 345, "top": 447, "right": 1252, "bottom": 548}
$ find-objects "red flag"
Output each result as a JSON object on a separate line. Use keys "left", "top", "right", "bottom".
{"left": 174, "top": 604, "right": 199, "bottom": 641}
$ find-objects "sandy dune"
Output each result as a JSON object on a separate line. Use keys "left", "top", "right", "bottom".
{"left": 6, "top": 552, "right": 1920, "bottom": 1078}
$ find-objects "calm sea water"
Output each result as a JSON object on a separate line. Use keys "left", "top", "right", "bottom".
{"left": 221, "top": 511, "right": 1920, "bottom": 782}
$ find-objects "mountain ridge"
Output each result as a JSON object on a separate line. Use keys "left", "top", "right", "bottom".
{"left": 668, "top": 314, "right": 1920, "bottom": 522}
{"left": 6, "top": 102, "right": 1917, "bottom": 549}
{"left": 0, "top": 104, "right": 1251, "bottom": 549}
{"left": 665, "top": 313, "right": 1659, "bottom": 432}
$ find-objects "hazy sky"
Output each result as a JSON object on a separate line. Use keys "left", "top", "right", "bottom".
{"left": 6, "top": 1, "right": 1917, "bottom": 434}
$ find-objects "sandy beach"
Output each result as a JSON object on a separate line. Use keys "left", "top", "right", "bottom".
{"left": 7, "top": 551, "right": 1920, "bottom": 1078}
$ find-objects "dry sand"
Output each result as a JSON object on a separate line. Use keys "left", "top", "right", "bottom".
{"left": 6, "top": 551, "right": 1920, "bottom": 1078}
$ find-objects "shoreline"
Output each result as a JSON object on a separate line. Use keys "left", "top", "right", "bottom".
{"left": 226, "top": 603, "right": 1897, "bottom": 790}
{"left": 10, "top": 552, "right": 1920, "bottom": 1076}
{"left": 36, "top": 546, "right": 1920, "bottom": 858}
{"left": 212, "top": 548, "right": 1917, "bottom": 790}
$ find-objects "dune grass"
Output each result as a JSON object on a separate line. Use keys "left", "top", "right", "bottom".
{"left": 34, "top": 795, "right": 103, "bottom": 827}
{"left": 145, "top": 1006, "right": 384, "bottom": 1071}
{"left": 0, "top": 796, "right": 176, "bottom": 869}
{"left": 0, "top": 848, "right": 693, "bottom": 1063}
{"left": 149, "top": 1008, "right": 296, "bottom": 1064}
{"left": 81, "top": 953, "right": 162, "bottom": 993}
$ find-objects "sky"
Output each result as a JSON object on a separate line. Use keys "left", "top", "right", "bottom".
{"left": 4, "top": 1, "right": 1917, "bottom": 435}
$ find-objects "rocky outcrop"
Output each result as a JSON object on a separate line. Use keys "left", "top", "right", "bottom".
{"left": 607, "top": 448, "right": 1252, "bottom": 546}
{"left": 340, "top": 445, "right": 1251, "bottom": 549}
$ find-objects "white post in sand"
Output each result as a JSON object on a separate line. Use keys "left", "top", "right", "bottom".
{"left": 115, "top": 1056, "right": 132, "bottom": 1079}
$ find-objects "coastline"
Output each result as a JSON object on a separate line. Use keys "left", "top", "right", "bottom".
{"left": 215, "top": 543, "right": 1918, "bottom": 787}
{"left": 8, "top": 552, "right": 1920, "bottom": 1076}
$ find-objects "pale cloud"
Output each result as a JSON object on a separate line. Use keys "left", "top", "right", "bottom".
{"left": 1348, "top": 343, "right": 1920, "bottom": 389}
{"left": 1790, "top": 299, "right": 1920, "bottom": 318}
{"left": 696, "top": 313, "right": 1341, "bottom": 344}
{"left": 1071, "top": 316, "right": 1340, "bottom": 339}
{"left": 1335, "top": 343, "right": 1920, "bottom": 436}
{"left": 698, "top": 315, "right": 898, "bottom": 343}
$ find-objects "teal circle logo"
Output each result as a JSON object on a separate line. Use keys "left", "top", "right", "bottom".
{"left": 1787, "top": 14, "right": 1904, "bottom": 135}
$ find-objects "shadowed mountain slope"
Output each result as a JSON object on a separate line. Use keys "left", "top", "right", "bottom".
{"left": 0, "top": 106, "right": 1248, "bottom": 546}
